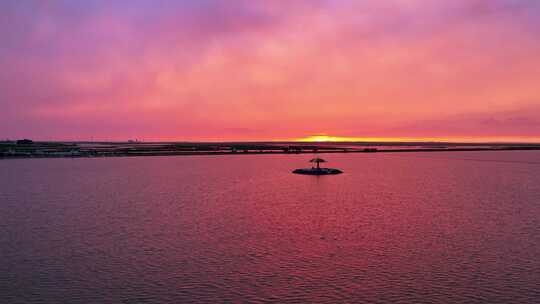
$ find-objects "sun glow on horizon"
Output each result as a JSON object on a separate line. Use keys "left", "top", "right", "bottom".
{"left": 295, "top": 135, "right": 540, "bottom": 143}
{"left": 296, "top": 135, "right": 441, "bottom": 143}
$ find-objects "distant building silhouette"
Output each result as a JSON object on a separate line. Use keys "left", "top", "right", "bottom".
{"left": 16, "top": 139, "right": 33, "bottom": 145}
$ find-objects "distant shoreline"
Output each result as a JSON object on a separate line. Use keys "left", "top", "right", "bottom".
{"left": 1, "top": 141, "right": 540, "bottom": 160}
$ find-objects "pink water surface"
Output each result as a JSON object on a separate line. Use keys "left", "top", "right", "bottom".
{"left": 1, "top": 151, "right": 540, "bottom": 303}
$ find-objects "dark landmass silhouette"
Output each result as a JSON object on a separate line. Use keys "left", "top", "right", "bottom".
{"left": 1, "top": 140, "right": 540, "bottom": 159}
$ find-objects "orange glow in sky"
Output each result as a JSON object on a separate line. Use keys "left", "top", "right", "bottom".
{"left": 295, "top": 135, "right": 540, "bottom": 143}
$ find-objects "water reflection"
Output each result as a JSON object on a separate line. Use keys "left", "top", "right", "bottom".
{"left": 1, "top": 151, "right": 539, "bottom": 303}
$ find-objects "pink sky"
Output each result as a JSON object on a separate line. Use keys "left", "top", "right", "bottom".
{"left": 1, "top": 0, "right": 540, "bottom": 142}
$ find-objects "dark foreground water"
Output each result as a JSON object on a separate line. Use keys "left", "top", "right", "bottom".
{"left": 1, "top": 151, "right": 540, "bottom": 303}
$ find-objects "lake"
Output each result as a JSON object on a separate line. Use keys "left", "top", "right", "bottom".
{"left": 1, "top": 151, "right": 540, "bottom": 303}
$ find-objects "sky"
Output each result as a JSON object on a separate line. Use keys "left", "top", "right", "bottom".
{"left": 1, "top": 0, "right": 540, "bottom": 142}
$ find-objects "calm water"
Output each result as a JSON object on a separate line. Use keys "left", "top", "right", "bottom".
{"left": 1, "top": 151, "right": 540, "bottom": 303}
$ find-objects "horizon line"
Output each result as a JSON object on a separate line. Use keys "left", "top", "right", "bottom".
{"left": 3, "top": 136, "right": 540, "bottom": 145}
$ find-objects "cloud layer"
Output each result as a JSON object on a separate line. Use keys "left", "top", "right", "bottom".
{"left": 1, "top": 0, "right": 540, "bottom": 141}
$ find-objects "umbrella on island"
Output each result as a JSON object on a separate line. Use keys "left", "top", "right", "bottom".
{"left": 293, "top": 157, "right": 342, "bottom": 175}
{"left": 309, "top": 157, "right": 327, "bottom": 169}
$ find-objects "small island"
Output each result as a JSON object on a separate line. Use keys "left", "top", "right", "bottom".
{"left": 293, "top": 157, "right": 343, "bottom": 175}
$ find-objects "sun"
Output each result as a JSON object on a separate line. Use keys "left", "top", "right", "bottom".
{"left": 295, "top": 134, "right": 435, "bottom": 142}
{"left": 297, "top": 135, "right": 355, "bottom": 142}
